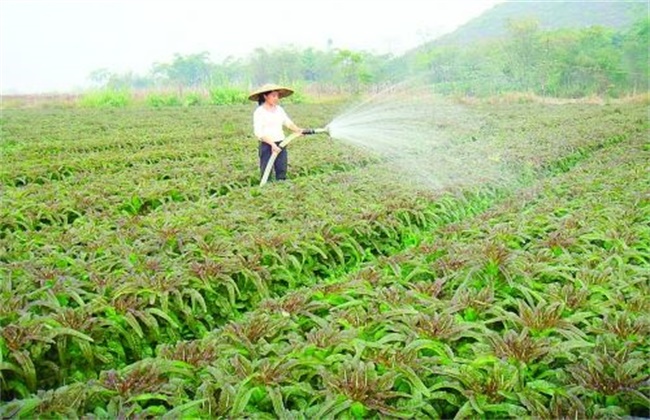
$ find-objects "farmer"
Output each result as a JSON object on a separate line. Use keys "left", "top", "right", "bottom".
{"left": 249, "top": 83, "right": 305, "bottom": 181}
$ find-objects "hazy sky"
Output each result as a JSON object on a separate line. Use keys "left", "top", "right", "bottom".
{"left": 1, "top": 0, "right": 502, "bottom": 94}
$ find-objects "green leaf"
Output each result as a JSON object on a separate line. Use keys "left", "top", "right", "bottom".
{"left": 310, "top": 396, "right": 352, "bottom": 419}
{"left": 17, "top": 398, "right": 41, "bottom": 418}
{"left": 51, "top": 327, "right": 95, "bottom": 342}
{"left": 525, "top": 379, "right": 559, "bottom": 396}
{"left": 123, "top": 312, "right": 145, "bottom": 339}
{"left": 127, "top": 393, "right": 170, "bottom": 403}
{"left": 161, "top": 399, "right": 206, "bottom": 419}
{"left": 455, "top": 400, "right": 478, "bottom": 419}
{"left": 397, "top": 366, "right": 431, "bottom": 398}
{"left": 0, "top": 361, "right": 22, "bottom": 375}
{"left": 148, "top": 308, "right": 180, "bottom": 329}
{"left": 268, "top": 387, "right": 288, "bottom": 419}
{"left": 349, "top": 401, "right": 368, "bottom": 418}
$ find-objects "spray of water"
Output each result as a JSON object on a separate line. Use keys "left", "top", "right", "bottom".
{"left": 326, "top": 81, "right": 514, "bottom": 190}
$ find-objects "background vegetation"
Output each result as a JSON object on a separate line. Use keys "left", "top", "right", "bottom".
{"left": 77, "top": 2, "right": 648, "bottom": 103}
{"left": 2, "top": 2, "right": 646, "bottom": 109}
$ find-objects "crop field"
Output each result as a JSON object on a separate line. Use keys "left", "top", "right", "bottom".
{"left": 0, "top": 101, "right": 648, "bottom": 418}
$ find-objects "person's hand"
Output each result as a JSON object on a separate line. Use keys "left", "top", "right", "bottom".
{"left": 272, "top": 144, "right": 282, "bottom": 154}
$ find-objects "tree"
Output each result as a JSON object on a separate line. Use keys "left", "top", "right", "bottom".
{"left": 88, "top": 68, "right": 112, "bottom": 87}
{"left": 334, "top": 49, "right": 372, "bottom": 93}
{"left": 621, "top": 17, "right": 649, "bottom": 93}
{"left": 249, "top": 48, "right": 272, "bottom": 86}
{"left": 502, "top": 18, "right": 542, "bottom": 92}
{"left": 152, "top": 52, "right": 214, "bottom": 92}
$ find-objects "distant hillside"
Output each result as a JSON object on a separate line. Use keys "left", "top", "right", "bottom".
{"left": 390, "top": 1, "right": 648, "bottom": 98}
{"left": 432, "top": 1, "right": 645, "bottom": 46}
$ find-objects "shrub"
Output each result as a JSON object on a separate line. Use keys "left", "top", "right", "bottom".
{"left": 209, "top": 86, "right": 248, "bottom": 105}
{"left": 183, "top": 92, "right": 204, "bottom": 107}
{"left": 145, "top": 93, "right": 182, "bottom": 108}
{"left": 79, "top": 90, "right": 131, "bottom": 108}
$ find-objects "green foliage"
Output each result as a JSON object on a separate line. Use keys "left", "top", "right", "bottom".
{"left": 71, "top": 2, "right": 647, "bottom": 105}
{"left": 416, "top": 17, "right": 649, "bottom": 98}
{"left": 144, "top": 92, "right": 206, "bottom": 108}
{"left": 1, "top": 102, "right": 648, "bottom": 416}
{"left": 80, "top": 5, "right": 648, "bottom": 103}
{"left": 621, "top": 17, "right": 650, "bottom": 93}
{"left": 333, "top": 49, "right": 374, "bottom": 94}
{"left": 283, "top": 87, "right": 307, "bottom": 104}
{"left": 183, "top": 92, "right": 203, "bottom": 107}
{"left": 145, "top": 93, "right": 182, "bottom": 108}
{"left": 152, "top": 52, "right": 213, "bottom": 87}
{"left": 208, "top": 86, "right": 248, "bottom": 105}
{"left": 434, "top": 1, "right": 641, "bottom": 45}
{"left": 80, "top": 90, "right": 132, "bottom": 107}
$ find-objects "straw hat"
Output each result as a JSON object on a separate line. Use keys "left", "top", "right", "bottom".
{"left": 248, "top": 83, "right": 294, "bottom": 102}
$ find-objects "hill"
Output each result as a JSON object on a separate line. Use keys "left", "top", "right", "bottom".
{"left": 432, "top": 1, "right": 645, "bottom": 46}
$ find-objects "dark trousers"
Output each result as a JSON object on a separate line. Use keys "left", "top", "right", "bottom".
{"left": 259, "top": 141, "right": 288, "bottom": 181}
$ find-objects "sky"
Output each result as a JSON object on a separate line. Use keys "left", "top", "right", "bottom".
{"left": 0, "top": 0, "right": 502, "bottom": 94}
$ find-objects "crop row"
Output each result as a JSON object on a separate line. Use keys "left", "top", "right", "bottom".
{"left": 2, "top": 103, "right": 645, "bottom": 237}
{"left": 1, "top": 102, "right": 647, "bottom": 407}
{"left": 0, "top": 147, "right": 377, "bottom": 233}
{"left": 1, "top": 104, "right": 338, "bottom": 158}
{"left": 0, "top": 104, "right": 341, "bottom": 188}
{"left": 2, "top": 126, "right": 647, "bottom": 418}
{"left": 1, "top": 115, "right": 643, "bottom": 404}
{"left": 2, "top": 102, "right": 644, "bottom": 189}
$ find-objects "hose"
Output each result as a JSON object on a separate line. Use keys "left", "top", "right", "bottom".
{"left": 259, "top": 128, "right": 328, "bottom": 187}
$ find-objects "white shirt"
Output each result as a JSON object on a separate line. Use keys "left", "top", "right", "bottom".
{"left": 253, "top": 105, "right": 294, "bottom": 142}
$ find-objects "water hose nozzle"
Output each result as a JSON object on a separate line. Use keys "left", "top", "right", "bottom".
{"left": 302, "top": 127, "right": 329, "bottom": 135}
